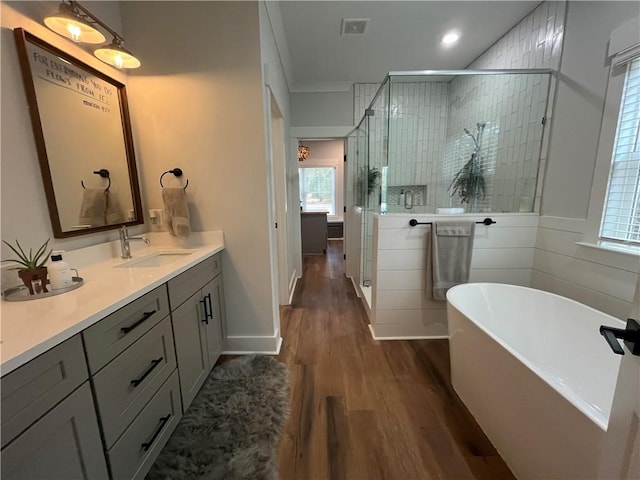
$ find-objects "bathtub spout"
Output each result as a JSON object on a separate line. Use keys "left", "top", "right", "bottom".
{"left": 599, "top": 318, "right": 640, "bottom": 355}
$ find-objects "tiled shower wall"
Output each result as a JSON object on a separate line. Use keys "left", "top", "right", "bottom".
{"left": 443, "top": 73, "right": 550, "bottom": 213}
{"left": 353, "top": 1, "right": 566, "bottom": 214}
{"left": 443, "top": 1, "right": 566, "bottom": 213}
{"left": 386, "top": 82, "right": 449, "bottom": 213}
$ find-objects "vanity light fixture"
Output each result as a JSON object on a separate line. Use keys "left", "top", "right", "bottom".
{"left": 44, "top": 1, "right": 105, "bottom": 44}
{"left": 441, "top": 31, "right": 460, "bottom": 46}
{"left": 298, "top": 142, "right": 310, "bottom": 161}
{"left": 44, "top": 0, "right": 141, "bottom": 69}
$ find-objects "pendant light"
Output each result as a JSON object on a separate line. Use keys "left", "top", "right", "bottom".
{"left": 298, "top": 143, "right": 310, "bottom": 161}
{"left": 44, "top": 1, "right": 141, "bottom": 69}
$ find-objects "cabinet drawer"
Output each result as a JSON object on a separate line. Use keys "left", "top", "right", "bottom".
{"left": 92, "top": 317, "right": 177, "bottom": 448}
{"left": 1, "top": 382, "right": 108, "bottom": 480}
{"left": 1, "top": 335, "right": 88, "bottom": 448}
{"left": 108, "top": 371, "right": 182, "bottom": 480}
{"left": 167, "top": 253, "right": 221, "bottom": 309}
{"left": 83, "top": 285, "right": 170, "bottom": 374}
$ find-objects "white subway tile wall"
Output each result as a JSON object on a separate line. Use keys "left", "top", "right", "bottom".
{"left": 353, "top": 1, "right": 565, "bottom": 214}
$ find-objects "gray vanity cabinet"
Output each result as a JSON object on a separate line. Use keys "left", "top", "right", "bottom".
{"left": 168, "top": 253, "right": 225, "bottom": 411}
{"left": 83, "top": 286, "right": 182, "bottom": 480}
{"left": 0, "top": 335, "right": 108, "bottom": 480}
{"left": 1, "top": 252, "right": 226, "bottom": 480}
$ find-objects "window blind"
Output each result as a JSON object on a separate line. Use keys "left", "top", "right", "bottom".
{"left": 601, "top": 57, "right": 640, "bottom": 245}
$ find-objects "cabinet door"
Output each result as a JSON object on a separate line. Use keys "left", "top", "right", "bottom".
{"left": 172, "top": 290, "right": 209, "bottom": 411}
{"left": 202, "top": 276, "right": 225, "bottom": 367}
{"left": 1, "top": 383, "right": 108, "bottom": 480}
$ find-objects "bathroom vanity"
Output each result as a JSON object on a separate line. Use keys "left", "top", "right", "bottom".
{"left": 0, "top": 235, "right": 225, "bottom": 480}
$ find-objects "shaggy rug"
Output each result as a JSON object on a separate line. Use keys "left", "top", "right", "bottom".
{"left": 146, "top": 355, "right": 290, "bottom": 480}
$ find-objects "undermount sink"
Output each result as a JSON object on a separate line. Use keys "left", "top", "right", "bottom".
{"left": 116, "top": 250, "right": 194, "bottom": 268}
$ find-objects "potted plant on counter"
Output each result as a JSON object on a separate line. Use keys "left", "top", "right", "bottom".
{"left": 2, "top": 238, "right": 52, "bottom": 294}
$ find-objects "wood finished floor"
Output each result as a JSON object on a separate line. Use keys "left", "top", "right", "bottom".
{"left": 276, "top": 240, "right": 515, "bottom": 480}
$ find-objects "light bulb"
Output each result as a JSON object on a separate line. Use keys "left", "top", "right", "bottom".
{"left": 67, "top": 23, "right": 81, "bottom": 41}
{"left": 114, "top": 55, "right": 123, "bottom": 69}
{"left": 442, "top": 32, "right": 460, "bottom": 46}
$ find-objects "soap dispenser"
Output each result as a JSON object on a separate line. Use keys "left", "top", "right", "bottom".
{"left": 48, "top": 251, "right": 73, "bottom": 290}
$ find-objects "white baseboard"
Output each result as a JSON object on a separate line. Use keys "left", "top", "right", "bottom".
{"left": 347, "top": 276, "right": 361, "bottom": 297}
{"left": 368, "top": 323, "right": 449, "bottom": 340}
{"left": 288, "top": 273, "right": 300, "bottom": 305}
{"left": 223, "top": 333, "right": 282, "bottom": 355}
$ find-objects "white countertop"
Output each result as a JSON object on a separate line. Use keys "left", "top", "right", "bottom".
{"left": 0, "top": 232, "right": 225, "bottom": 376}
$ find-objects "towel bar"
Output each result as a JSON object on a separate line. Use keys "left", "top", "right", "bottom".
{"left": 409, "top": 217, "right": 496, "bottom": 227}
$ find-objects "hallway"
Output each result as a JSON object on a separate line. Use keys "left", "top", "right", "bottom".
{"left": 277, "top": 240, "right": 515, "bottom": 479}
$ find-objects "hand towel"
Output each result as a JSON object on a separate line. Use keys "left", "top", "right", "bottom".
{"left": 105, "top": 191, "right": 125, "bottom": 225}
{"left": 78, "top": 188, "right": 107, "bottom": 227}
{"left": 162, "top": 187, "right": 191, "bottom": 238}
{"left": 431, "top": 221, "right": 475, "bottom": 301}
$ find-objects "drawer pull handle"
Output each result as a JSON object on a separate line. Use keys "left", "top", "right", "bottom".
{"left": 121, "top": 310, "right": 157, "bottom": 334}
{"left": 141, "top": 414, "right": 171, "bottom": 452}
{"left": 130, "top": 357, "right": 163, "bottom": 387}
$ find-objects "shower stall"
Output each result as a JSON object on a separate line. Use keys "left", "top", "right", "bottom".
{"left": 350, "top": 69, "right": 553, "bottom": 308}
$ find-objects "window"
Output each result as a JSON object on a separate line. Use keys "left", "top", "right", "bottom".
{"left": 299, "top": 166, "right": 336, "bottom": 215}
{"left": 600, "top": 58, "right": 640, "bottom": 246}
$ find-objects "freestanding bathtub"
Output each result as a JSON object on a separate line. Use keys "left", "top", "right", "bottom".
{"left": 447, "top": 283, "right": 634, "bottom": 480}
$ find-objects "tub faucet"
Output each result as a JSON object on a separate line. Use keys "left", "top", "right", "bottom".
{"left": 119, "top": 226, "right": 150, "bottom": 259}
{"left": 599, "top": 319, "right": 640, "bottom": 356}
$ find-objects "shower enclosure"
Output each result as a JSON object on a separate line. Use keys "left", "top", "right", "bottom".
{"left": 352, "top": 69, "right": 553, "bottom": 294}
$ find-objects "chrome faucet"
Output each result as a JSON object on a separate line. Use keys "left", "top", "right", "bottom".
{"left": 119, "top": 226, "right": 150, "bottom": 259}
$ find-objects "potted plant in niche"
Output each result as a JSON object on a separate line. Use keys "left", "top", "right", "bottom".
{"left": 2, "top": 238, "right": 52, "bottom": 294}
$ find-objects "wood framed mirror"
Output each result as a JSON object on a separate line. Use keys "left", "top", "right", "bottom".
{"left": 13, "top": 27, "right": 143, "bottom": 238}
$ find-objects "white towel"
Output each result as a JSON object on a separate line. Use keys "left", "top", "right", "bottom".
{"left": 78, "top": 188, "right": 107, "bottom": 226}
{"left": 162, "top": 187, "right": 191, "bottom": 238}
{"left": 431, "top": 221, "right": 475, "bottom": 301}
{"left": 105, "top": 191, "right": 125, "bottom": 225}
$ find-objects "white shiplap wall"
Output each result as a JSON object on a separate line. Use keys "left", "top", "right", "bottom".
{"left": 532, "top": 216, "right": 639, "bottom": 320}
{"left": 371, "top": 213, "right": 539, "bottom": 339}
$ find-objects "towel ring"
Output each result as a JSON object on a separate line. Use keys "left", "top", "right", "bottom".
{"left": 81, "top": 169, "right": 111, "bottom": 190}
{"left": 160, "top": 168, "right": 189, "bottom": 190}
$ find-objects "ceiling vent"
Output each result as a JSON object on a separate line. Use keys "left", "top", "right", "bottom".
{"left": 341, "top": 18, "right": 369, "bottom": 35}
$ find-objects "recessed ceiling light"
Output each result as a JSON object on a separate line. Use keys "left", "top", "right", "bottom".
{"left": 442, "top": 31, "right": 460, "bottom": 46}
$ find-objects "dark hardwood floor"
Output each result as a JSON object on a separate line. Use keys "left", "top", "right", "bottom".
{"left": 277, "top": 240, "right": 515, "bottom": 480}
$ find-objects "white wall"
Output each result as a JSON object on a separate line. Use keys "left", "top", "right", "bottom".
{"left": 291, "top": 89, "right": 354, "bottom": 127}
{"left": 260, "top": 1, "right": 301, "bottom": 305}
{"left": 120, "top": 1, "right": 279, "bottom": 351}
{"left": 0, "top": 1, "right": 141, "bottom": 287}
{"left": 533, "top": 1, "right": 640, "bottom": 320}
{"left": 542, "top": 1, "right": 640, "bottom": 219}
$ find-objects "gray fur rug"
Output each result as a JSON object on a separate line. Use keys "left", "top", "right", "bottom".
{"left": 146, "top": 355, "right": 289, "bottom": 480}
